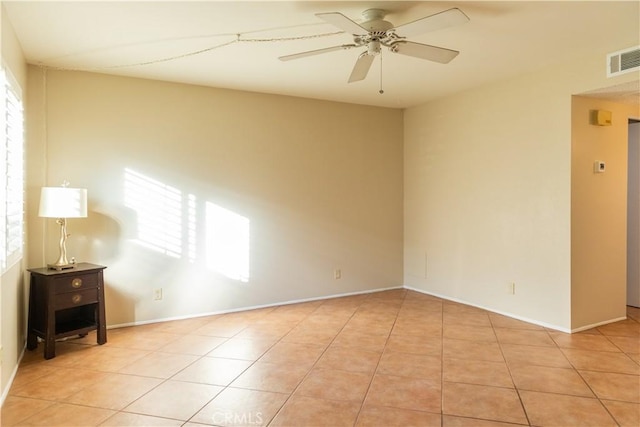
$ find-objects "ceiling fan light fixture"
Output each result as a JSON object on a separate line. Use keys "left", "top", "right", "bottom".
{"left": 368, "top": 40, "right": 381, "bottom": 56}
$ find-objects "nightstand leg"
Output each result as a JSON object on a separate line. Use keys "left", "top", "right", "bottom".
{"left": 27, "top": 279, "right": 38, "bottom": 351}
{"left": 26, "top": 332, "right": 37, "bottom": 351}
{"left": 96, "top": 270, "right": 107, "bottom": 345}
{"left": 44, "top": 285, "right": 56, "bottom": 359}
{"left": 97, "top": 324, "right": 107, "bottom": 345}
{"left": 43, "top": 337, "right": 56, "bottom": 359}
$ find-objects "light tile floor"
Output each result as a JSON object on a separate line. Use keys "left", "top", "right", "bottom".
{"left": 2, "top": 289, "right": 639, "bottom": 426}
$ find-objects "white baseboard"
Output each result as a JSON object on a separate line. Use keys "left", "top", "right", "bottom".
{"left": 570, "top": 316, "right": 627, "bottom": 333}
{"left": 108, "top": 285, "right": 404, "bottom": 330}
{"left": 1, "top": 346, "right": 25, "bottom": 407}
{"left": 403, "top": 285, "right": 572, "bottom": 333}
{"left": 111, "top": 284, "right": 602, "bottom": 334}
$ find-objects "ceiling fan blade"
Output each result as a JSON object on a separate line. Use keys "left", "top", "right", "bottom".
{"left": 316, "top": 12, "right": 368, "bottom": 35}
{"left": 348, "top": 53, "right": 375, "bottom": 83}
{"left": 393, "top": 7, "right": 469, "bottom": 38}
{"left": 279, "top": 44, "right": 357, "bottom": 61}
{"left": 391, "top": 41, "right": 459, "bottom": 64}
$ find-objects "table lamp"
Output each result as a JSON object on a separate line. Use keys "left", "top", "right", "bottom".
{"left": 39, "top": 185, "right": 88, "bottom": 270}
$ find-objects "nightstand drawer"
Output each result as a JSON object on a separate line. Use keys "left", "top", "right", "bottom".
{"left": 54, "top": 288, "right": 98, "bottom": 310}
{"left": 54, "top": 273, "right": 98, "bottom": 294}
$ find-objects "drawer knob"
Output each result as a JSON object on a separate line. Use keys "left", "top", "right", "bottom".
{"left": 71, "top": 294, "right": 82, "bottom": 304}
{"left": 71, "top": 278, "right": 83, "bottom": 288}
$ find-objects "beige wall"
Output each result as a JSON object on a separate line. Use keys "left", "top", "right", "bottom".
{"left": 1, "top": 3, "right": 28, "bottom": 401}
{"left": 404, "top": 68, "right": 573, "bottom": 330}
{"left": 404, "top": 47, "right": 639, "bottom": 331}
{"left": 571, "top": 97, "right": 640, "bottom": 329}
{"left": 26, "top": 69, "right": 404, "bottom": 327}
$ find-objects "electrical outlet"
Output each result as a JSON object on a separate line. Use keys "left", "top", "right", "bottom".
{"left": 334, "top": 269, "right": 342, "bottom": 280}
{"left": 507, "top": 282, "right": 516, "bottom": 295}
{"left": 154, "top": 288, "right": 163, "bottom": 300}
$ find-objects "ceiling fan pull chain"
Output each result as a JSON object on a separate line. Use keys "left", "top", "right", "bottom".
{"left": 379, "top": 53, "right": 384, "bottom": 94}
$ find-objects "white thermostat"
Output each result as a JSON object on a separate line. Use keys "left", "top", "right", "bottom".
{"left": 594, "top": 161, "right": 606, "bottom": 173}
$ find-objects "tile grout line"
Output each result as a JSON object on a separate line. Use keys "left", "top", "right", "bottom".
{"left": 265, "top": 293, "right": 379, "bottom": 426}
{"left": 104, "top": 309, "right": 275, "bottom": 425}
{"left": 490, "top": 314, "right": 532, "bottom": 427}
{"left": 228, "top": 302, "right": 335, "bottom": 427}
{"left": 180, "top": 309, "right": 284, "bottom": 426}
{"left": 352, "top": 289, "right": 407, "bottom": 426}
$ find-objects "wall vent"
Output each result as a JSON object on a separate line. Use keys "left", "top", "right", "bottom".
{"left": 607, "top": 46, "right": 640, "bottom": 78}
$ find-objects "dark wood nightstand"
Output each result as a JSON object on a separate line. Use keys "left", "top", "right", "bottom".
{"left": 27, "top": 263, "right": 107, "bottom": 359}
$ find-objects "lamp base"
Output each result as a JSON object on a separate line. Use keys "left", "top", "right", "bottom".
{"left": 48, "top": 218, "right": 78, "bottom": 271}
{"left": 47, "top": 262, "right": 76, "bottom": 271}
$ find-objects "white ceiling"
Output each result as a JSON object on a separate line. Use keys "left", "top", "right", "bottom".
{"left": 4, "top": 1, "right": 640, "bottom": 108}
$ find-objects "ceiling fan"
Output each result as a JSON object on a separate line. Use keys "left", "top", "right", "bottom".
{"left": 279, "top": 7, "right": 469, "bottom": 83}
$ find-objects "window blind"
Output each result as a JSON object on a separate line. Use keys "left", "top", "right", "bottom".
{"left": 1, "top": 67, "right": 24, "bottom": 273}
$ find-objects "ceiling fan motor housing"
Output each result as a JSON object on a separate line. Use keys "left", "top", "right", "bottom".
{"left": 360, "top": 9, "right": 394, "bottom": 32}
{"left": 353, "top": 9, "right": 400, "bottom": 55}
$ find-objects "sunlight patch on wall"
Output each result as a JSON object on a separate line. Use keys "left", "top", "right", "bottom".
{"left": 187, "top": 193, "right": 197, "bottom": 263}
{"left": 124, "top": 168, "right": 182, "bottom": 258}
{"left": 206, "top": 202, "right": 250, "bottom": 282}
{"left": 123, "top": 168, "right": 250, "bottom": 281}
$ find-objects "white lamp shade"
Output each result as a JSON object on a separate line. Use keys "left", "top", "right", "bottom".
{"left": 39, "top": 187, "right": 88, "bottom": 218}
